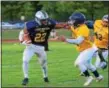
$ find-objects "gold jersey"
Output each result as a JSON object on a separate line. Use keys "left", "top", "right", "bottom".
{"left": 94, "top": 20, "right": 108, "bottom": 49}
{"left": 70, "top": 24, "right": 92, "bottom": 52}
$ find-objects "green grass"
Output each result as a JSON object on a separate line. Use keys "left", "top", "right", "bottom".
{"left": 2, "top": 42, "right": 108, "bottom": 87}
{"left": 2, "top": 29, "right": 21, "bottom": 39}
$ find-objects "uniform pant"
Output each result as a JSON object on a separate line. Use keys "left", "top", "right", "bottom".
{"left": 74, "top": 45, "right": 98, "bottom": 72}
{"left": 22, "top": 44, "right": 48, "bottom": 78}
{"left": 95, "top": 50, "right": 108, "bottom": 68}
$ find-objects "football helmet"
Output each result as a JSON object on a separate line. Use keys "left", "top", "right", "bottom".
{"left": 35, "top": 10, "right": 49, "bottom": 25}
{"left": 68, "top": 12, "right": 86, "bottom": 26}
{"left": 102, "top": 14, "right": 109, "bottom": 22}
{"left": 102, "top": 14, "right": 109, "bottom": 27}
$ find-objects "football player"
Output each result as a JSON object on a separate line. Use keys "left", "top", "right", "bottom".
{"left": 20, "top": 10, "right": 67, "bottom": 85}
{"left": 59, "top": 12, "right": 103, "bottom": 86}
{"left": 94, "top": 14, "right": 108, "bottom": 69}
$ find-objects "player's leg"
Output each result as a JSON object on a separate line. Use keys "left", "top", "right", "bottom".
{"left": 99, "top": 50, "right": 108, "bottom": 69}
{"left": 95, "top": 52, "right": 101, "bottom": 68}
{"left": 74, "top": 51, "right": 93, "bottom": 86}
{"left": 95, "top": 50, "right": 108, "bottom": 69}
{"left": 84, "top": 47, "right": 103, "bottom": 82}
{"left": 38, "top": 51, "right": 49, "bottom": 82}
{"left": 85, "top": 62, "right": 103, "bottom": 82}
{"left": 44, "top": 41, "right": 49, "bottom": 51}
{"left": 103, "top": 50, "right": 108, "bottom": 60}
{"left": 22, "top": 46, "right": 34, "bottom": 85}
{"left": 34, "top": 45, "right": 49, "bottom": 82}
{"left": 75, "top": 56, "right": 90, "bottom": 77}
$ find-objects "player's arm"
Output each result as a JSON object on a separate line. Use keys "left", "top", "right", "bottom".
{"left": 55, "top": 22, "right": 70, "bottom": 29}
{"left": 23, "top": 28, "right": 32, "bottom": 44}
{"left": 66, "top": 36, "right": 84, "bottom": 45}
{"left": 66, "top": 36, "right": 84, "bottom": 44}
{"left": 50, "top": 19, "right": 70, "bottom": 29}
{"left": 59, "top": 35, "right": 84, "bottom": 45}
{"left": 19, "top": 30, "right": 24, "bottom": 43}
{"left": 20, "top": 23, "right": 32, "bottom": 45}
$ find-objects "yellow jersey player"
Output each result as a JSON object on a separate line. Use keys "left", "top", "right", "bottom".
{"left": 94, "top": 14, "right": 108, "bottom": 69}
{"left": 60, "top": 12, "right": 103, "bottom": 86}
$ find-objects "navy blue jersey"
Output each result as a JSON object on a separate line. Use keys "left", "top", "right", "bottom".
{"left": 26, "top": 19, "right": 56, "bottom": 46}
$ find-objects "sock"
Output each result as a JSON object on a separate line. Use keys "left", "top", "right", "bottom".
{"left": 39, "top": 53, "right": 48, "bottom": 78}
{"left": 98, "top": 49, "right": 105, "bottom": 62}
{"left": 23, "top": 61, "right": 29, "bottom": 78}
{"left": 42, "top": 65, "right": 48, "bottom": 78}
{"left": 83, "top": 70, "right": 90, "bottom": 77}
{"left": 92, "top": 70, "right": 99, "bottom": 77}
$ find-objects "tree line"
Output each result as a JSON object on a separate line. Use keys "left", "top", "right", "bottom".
{"left": 1, "top": 1, "right": 109, "bottom": 22}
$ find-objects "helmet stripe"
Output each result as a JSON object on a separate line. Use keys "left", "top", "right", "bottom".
{"left": 41, "top": 11, "right": 47, "bottom": 18}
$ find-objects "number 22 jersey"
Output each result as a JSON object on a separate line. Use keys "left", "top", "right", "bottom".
{"left": 26, "top": 19, "right": 56, "bottom": 46}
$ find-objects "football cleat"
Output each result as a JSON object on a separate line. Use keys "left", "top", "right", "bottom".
{"left": 96, "top": 75, "right": 103, "bottom": 82}
{"left": 22, "top": 78, "right": 29, "bottom": 85}
{"left": 44, "top": 77, "right": 49, "bottom": 82}
{"left": 84, "top": 76, "right": 93, "bottom": 86}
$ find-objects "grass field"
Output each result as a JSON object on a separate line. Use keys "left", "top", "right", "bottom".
{"left": 2, "top": 29, "right": 108, "bottom": 87}
{"left": 2, "top": 42, "right": 108, "bottom": 87}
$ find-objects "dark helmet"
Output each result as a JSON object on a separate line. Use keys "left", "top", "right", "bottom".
{"left": 69, "top": 12, "right": 86, "bottom": 26}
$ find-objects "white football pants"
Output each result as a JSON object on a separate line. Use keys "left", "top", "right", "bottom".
{"left": 22, "top": 44, "right": 48, "bottom": 78}
{"left": 95, "top": 50, "right": 108, "bottom": 68}
{"left": 74, "top": 45, "right": 98, "bottom": 72}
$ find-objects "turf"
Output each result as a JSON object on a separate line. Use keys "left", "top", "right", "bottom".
{"left": 2, "top": 29, "right": 21, "bottom": 39}
{"left": 2, "top": 42, "right": 108, "bottom": 87}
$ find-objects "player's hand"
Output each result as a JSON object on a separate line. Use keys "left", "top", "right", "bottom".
{"left": 58, "top": 35, "right": 66, "bottom": 42}
{"left": 21, "top": 40, "right": 32, "bottom": 46}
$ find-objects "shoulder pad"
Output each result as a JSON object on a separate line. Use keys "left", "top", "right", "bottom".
{"left": 26, "top": 20, "right": 39, "bottom": 30}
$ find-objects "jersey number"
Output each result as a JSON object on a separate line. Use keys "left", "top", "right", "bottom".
{"left": 34, "top": 33, "right": 46, "bottom": 42}
{"left": 95, "top": 33, "right": 102, "bottom": 41}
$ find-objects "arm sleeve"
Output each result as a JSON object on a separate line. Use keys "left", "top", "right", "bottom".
{"left": 66, "top": 36, "right": 84, "bottom": 44}
{"left": 49, "top": 19, "right": 57, "bottom": 29}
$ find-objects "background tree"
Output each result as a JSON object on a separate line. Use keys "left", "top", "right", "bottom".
{"left": 1, "top": 1, "right": 109, "bottom": 22}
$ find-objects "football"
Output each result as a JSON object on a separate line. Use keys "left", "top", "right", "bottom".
{"left": 19, "top": 30, "right": 31, "bottom": 44}
{"left": 23, "top": 33, "right": 32, "bottom": 44}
